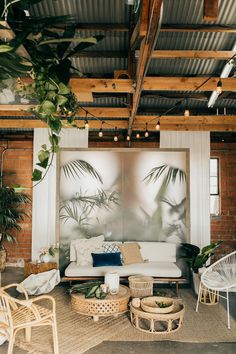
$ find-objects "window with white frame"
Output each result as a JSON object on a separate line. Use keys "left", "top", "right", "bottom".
{"left": 210, "top": 158, "right": 220, "bottom": 216}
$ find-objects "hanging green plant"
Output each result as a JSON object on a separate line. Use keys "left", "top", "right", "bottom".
{"left": 0, "top": 0, "right": 104, "bottom": 184}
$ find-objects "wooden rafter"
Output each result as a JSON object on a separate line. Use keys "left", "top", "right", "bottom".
{"left": 161, "top": 25, "right": 236, "bottom": 33}
{"left": 1, "top": 115, "right": 236, "bottom": 132}
{"left": 129, "top": 0, "right": 163, "bottom": 134}
{"left": 149, "top": 50, "right": 236, "bottom": 60}
{"left": 203, "top": 0, "right": 218, "bottom": 21}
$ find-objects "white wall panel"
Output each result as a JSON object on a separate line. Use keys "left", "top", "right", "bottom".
{"left": 160, "top": 131, "right": 210, "bottom": 247}
{"left": 32, "top": 128, "right": 88, "bottom": 260}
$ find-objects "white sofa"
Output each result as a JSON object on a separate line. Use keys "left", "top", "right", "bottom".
{"left": 64, "top": 241, "right": 182, "bottom": 279}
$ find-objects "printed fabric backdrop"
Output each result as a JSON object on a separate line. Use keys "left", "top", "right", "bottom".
{"left": 59, "top": 149, "right": 188, "bottom": 270}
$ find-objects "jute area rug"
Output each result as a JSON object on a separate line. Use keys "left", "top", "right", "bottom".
{"left": 7, "top": 286, "right": 236, "bottom": 354}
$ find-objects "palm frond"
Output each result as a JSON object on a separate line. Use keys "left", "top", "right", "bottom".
{"left": 62, "top": 159, "right": 103, "bottom": 183}
{"left": 143, "top": 164, "right": 186, "bottom": 185}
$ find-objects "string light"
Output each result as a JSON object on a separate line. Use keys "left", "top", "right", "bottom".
{"left": 216, "top": 80, "right": 222, "bottom": 94}
{"left": 155, "top": 120, "right": 160, "bottom": 130}
{"left": 184, "top": 99, "right": 190, "bottom": 117}
{"left": 84, "top": 111, "right": 89, "bottom": 129}
{"left": 76, "top": 53, "right": 235, "bottom": 141}
{"left": 144, "top": 123, "right": 149, "bottom": 138}
{"left": 114, "top": 127, "right": 118, "bottom": 142}
{"left": 98, "top": 121, "right": 104, "bottom": 138}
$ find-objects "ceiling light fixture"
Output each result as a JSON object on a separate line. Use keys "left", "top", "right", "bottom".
{"left": 98, "top": 121, "right": 104, "bottom": 138}
{"left": 126, "top": 134, "right": 131, "bottom": 141}
{"left": 155, "top": 120, "right": 160, "bottom": 130}
{"left": 114, "top": 127, "right": 118, "bottom": 142}
{"left": 144, "top": 123, "right": 149, "bottom": 138}
{"left": 84, "top": 111, "right": 89, "bottom": 129}
{"left": 216, "top": 80, "right": 222, "bottom": 94}
{"left": 136, "top": 132, "right": 140, "bottom": 139}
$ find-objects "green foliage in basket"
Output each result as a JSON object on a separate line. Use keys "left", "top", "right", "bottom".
{"left": 155, "top": 301, "right": 172, "bottom": 308}
{"left": 70, "top": 281, "right": 107, "bottom": 299}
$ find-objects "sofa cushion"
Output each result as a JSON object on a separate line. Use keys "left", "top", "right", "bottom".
{"left": 74, "top": 235, "right": 104, "bottom": 266}
{"left": 92, "top": 252, "right": 122, "bottom": 267}
{"left": 103, "top": 243, "right": 120, "bottom": 254}
{"left": 138, "top": 242, "right": 177, "bottom": 263}
{"left": 65, "top": 261, "right": 181, "bottom": 278}
{"left": 119, "top": 243, "right": 144, "bottom": 265}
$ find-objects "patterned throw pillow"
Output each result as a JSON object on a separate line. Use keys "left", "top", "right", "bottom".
{"left": 103, "top": 243, "right": 123, "bottom": 262}
{"left": 103, "top": 243, "right": 120, "bottom": 253}
{"left": 75, "top": 235, "right": 105, "bottom": 266}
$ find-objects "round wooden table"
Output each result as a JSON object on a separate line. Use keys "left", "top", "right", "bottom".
{"left": 71, "top": 285, "right": 130, "bottom": 322}
{"left": 130, "top": 297, "right": 185, "bottom": 334}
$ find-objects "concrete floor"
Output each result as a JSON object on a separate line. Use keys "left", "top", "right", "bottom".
{"left": 1, "top": 267, "right": 236, "bottom": 354}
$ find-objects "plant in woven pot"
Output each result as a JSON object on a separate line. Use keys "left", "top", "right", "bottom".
{"left": 0, "top": 186, "right": 30, "bottom": 271}
{"left": 181, "top": 241, "right": 223, "bottom": 294}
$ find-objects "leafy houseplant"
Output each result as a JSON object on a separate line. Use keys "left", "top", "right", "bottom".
{"left": 0, "top": 186, "right": 30, "bottom": 271}
{"left": 181, "top": 241, "right": 223, "bottom": 274}
{"left": 181, "top": 241, "right": 223, "bottom": 294}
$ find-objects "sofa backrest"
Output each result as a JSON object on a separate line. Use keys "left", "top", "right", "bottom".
{"left": 70, "top": 239, "right": 177, "bottom": 263}
{"left": 138, "top": 242, "right": 177, "bottom": 263}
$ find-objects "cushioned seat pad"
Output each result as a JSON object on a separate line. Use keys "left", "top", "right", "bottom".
{"left": 64, "top": 261, "right": 182, "bottom": 278}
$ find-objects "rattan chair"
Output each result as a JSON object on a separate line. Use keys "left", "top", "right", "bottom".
{"left": 196, "top": 250, "right": 236, "bottom": 329}
{"left": 0, "top": 283, "right": 59, "bottom": 354}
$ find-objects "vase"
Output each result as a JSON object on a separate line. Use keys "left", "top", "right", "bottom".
{"left": 105, "top": 271, "right": 120, "bottom": 294}
{"left": 40, "top": 254, "right": 52, "bottom": 263}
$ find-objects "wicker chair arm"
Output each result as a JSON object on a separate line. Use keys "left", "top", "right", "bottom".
{"left": 1, "top": 283, "right": 29, "bottom": 299}
{"left": 30, "top": 295, "right": 56, "bottom": 312}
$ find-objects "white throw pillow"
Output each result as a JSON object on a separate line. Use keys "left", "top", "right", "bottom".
{"left": 75, "top": 235, "right": 104, "bottom": 266}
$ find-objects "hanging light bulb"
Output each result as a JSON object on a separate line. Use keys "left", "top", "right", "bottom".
{"left": 144, "top": 123, "right": 149, "bottom": 138}
{"left": 126, "top": 134, "right": 131, "bottom": 141}
{"left": 184, "top": 107, "right": 190, "bottom": 117}
{"left": 114, "top": 127, "right": 118, "bottom": 142}
{"left": 98, "top": 121, "right": 104, "bottom": 138}
{"left": 155, "top": 120, "right": 160, "bottom": 130}
{"left": 84, "top": 112, "right": 89, "bottom": 129}
{"left": 136, "top": 132, "right": 140, "bottom": 139}
{"left": 216, "top": 80, "right": 222, "bottom": 94}
{"left": 184, "top": 99, "right": 190, "bottom": 117}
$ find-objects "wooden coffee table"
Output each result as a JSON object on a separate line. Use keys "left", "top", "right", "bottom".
{"left": 71, "top": 285, "right": 130, "bottom": 321}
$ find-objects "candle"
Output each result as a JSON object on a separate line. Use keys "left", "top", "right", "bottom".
{"left": 104, "top": 272, "right": 120, "bottom": 295}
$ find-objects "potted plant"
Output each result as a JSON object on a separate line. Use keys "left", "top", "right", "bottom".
{"left": 181, "top": 240, "right": 223, "bottom": 294}
{"left": 0, "top": 186, "right": 30, "bottom": 271}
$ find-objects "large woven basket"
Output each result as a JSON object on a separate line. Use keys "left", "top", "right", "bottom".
{"left": 128, "top": 275, "right": 154, "bottom": 298}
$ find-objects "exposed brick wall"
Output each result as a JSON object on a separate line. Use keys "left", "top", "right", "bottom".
{"left": 0, "top": 141, "right": 33, "bottom": 263}
{"left": 211, "top": 143, "right": 236, "bottom": 257}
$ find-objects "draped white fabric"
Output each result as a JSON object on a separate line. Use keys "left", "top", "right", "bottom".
{"left": 32, "top": 128, "right": 88, "bottom": 260}
{"left": 160, "top": 131, "right": 210, "bottom": 247}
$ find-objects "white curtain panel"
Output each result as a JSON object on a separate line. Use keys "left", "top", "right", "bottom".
{"left": 32, "top": 128, "right": 88, "bottom": 261}
{"left": 160, "top": 131, "right": 210, "bottom": 248}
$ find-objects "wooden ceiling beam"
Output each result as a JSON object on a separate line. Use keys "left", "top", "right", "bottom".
{"left": 143, "top": 77, "right": 236, "bottom": 91}
{"left": 130, "top": 0, "right": 150, "bottom": 50}
{"left": 129, "top": 0, "right": 163, "bottom": 134}
{"left": 149, "top": 50, "right": 236, "bottom": 60}
{"left": 203, "top": 0, "right": 218, "bottom": 21}
{"left": 0, "top": 106, "right": 130, "bottom": 118}
{"left": 160, "top": 25, "right": 236, "bottom": 33}
{"left": 1, "top": 116, "right": 236, "bottom": 131}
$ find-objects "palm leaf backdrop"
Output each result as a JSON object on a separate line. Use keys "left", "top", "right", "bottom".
{"left": 62, "top": 159, "right": 103, "bottom": 183}
{"left": 143, "top": 164, "right": 186, "bottom": 185}
{"left": 60, "top": 189, "right": 119, "bottom": 225}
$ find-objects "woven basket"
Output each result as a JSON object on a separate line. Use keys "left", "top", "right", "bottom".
{"left": 141, "top": 296, "right": 174, "bottom": 314}
{"left": 128, "top": 275, "right": 154, "bottom": 298}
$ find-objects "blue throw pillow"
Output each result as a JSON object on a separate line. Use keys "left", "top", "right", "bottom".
{"left": 91, "top": 252, "right": 122, "bottom": 267}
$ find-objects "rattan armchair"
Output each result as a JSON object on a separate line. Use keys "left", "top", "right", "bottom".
{"left": 0, "top": 283, "right": 59, "bottom": 354}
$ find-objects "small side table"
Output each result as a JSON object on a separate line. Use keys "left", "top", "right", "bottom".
{"left": 24, "top": 261, "right": 57, "bottom": 278}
